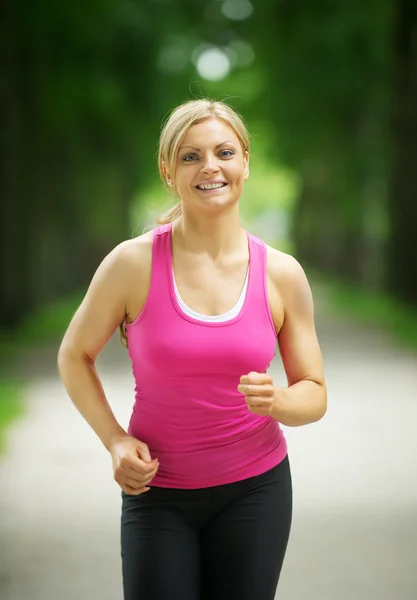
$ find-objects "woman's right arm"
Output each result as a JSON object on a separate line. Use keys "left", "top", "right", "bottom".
{"left": 57, "top": 239, "right": 158, "bottom": 495}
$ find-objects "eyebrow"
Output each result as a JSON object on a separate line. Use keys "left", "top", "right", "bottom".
{"left": 179, "top": 140, "right": 237, "bottom": 151}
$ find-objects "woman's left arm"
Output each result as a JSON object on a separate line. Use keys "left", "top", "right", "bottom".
{"left": 238, "top": 250, "right": 327, "bottom": 426}
{"left": 271, "top": 253, "right": 327, "bottom": 426}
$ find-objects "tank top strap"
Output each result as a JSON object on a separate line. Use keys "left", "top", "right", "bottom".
{"left": 148, "top": 223, "right": 172, "bottom": 301}
{"left": 245, "top": 230, "right": 276, "bottom": 335}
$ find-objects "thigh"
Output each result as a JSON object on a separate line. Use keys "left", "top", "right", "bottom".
{"left": 201, "top": 456, "right": 293, "bottom": 600}
{"left": 121, "top": 488, "right": 200, "bottom": 600}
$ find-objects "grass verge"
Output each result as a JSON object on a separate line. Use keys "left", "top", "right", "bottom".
{"left": 318, "top": 275, "right": 417, "bottom": 350}
{"left": 0, "top": 290, "right": 84, "bottom": 363}
{"left": 0, "top": 290, "right": 84, "bottom": 455}
{"left": 0, "top": 380, "right": 24, "bottom": 455}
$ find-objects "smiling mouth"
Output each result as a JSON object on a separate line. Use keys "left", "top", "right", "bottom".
{"left": 195, "top": 183, "right": 228, "bottom": 191}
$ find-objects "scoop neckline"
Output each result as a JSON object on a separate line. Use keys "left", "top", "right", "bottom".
{"left": 167, "top": 223, "right": 252, "bottom": 327}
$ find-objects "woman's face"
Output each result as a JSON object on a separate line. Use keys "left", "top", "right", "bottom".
{"left": 168, "top": 118, "right": 249, "bottom": 213}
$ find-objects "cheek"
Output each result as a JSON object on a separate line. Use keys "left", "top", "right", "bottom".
{"left": 231, "top": 163, "right": 247, "bottom": 183}
{"left": 234, "top": 170, "right": 246, "bottom": 185}
{"left": 175, "top": 170, "right": 193, "bottom": 189}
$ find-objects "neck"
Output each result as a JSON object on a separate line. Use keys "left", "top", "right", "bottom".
{"left": 172, "top": 207, "right": 246, "bottom": 261}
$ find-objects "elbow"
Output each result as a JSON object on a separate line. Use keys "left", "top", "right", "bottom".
{"left": 57, "top": 342, "right": 74, "bottom": 378}
{"left": 57, "top": 341, "right": 93, "bottom": 377}
{"left": 315, "top": 382, "right": 327, "bottom": 422}
{"left": 57, "top": 340, "right": 67, "bottom": 374}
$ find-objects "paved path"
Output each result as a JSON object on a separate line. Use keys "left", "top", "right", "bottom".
{"left": 1, "top": 292, "right": 417, "bottom": 600}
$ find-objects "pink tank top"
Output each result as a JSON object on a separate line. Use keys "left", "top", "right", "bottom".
{"left": 125, "top": 224, "right": 287, "bottom": 488}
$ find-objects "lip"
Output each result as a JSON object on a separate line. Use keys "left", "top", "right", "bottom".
{"left": 195, "top": 180, "right": 228, "bottom": 192}
{"left": 196, "top": 179, "right": 227, "bottom": 186}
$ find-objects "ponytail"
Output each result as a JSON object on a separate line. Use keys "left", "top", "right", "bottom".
{"left": 156, "top": 202, "right": 182, "bottom": 225}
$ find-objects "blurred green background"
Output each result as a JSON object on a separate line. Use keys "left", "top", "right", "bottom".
{"left": 1, "top": 0, "right": 417, "bottom": 445}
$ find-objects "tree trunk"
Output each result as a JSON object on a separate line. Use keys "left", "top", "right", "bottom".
{"left": 0, "top": 2, "right": 34, "bottom": 329}
{"left": 387, "top": 0, "right": 417, "bottom": 305}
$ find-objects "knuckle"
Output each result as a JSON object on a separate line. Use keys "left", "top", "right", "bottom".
{"left": 120, "top": 457, "right": 131, "bottom": 469}
{"left": 114, "top": 468, "right": 123, "bottom": 481}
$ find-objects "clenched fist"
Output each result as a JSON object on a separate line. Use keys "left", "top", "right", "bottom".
{"left": 109, "top": 435, "right": 159, "bottom": 496}
{"left": 238, "top": 371, "right": 276, "bottom": 417}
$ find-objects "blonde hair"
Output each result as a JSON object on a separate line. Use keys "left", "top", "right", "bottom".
{"left": 156, "top": 98, "right": 250, "bottom": 224}
{"left": 120, "top": 99, "right": 250, "bottom": 347}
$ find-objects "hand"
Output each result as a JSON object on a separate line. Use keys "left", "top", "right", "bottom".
{"left": 238, "top": 371, "right": 276, "bottom": 417}
{"left": 109, "top": 435, "right": 159, "bottom": 496}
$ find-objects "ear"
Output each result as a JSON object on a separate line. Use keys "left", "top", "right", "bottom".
{"left": 243, "top": 151, "right": 250, "bottom": 180}
{"left": 162, "top": 161, "right": 173, "bottom": 186}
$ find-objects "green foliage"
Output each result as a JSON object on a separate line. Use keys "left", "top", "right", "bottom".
{"left": 2, "top": 0, "right": 416, "bottom": 332}
{"left": 319, "top": 274, "right": 417, "bottom": 350}
{"left": 0, "top": 288, "right": 86, "bottom": 453}
{"left": 0, "top": 380, "right": 23, "bottom": 455}
{"left": 248, "top": 0, "right": 396, "bottom": 285}
{"left": 0, "top": 291, "right": 84, "bottom": 363}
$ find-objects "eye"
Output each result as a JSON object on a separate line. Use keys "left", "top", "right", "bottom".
{"left": 182, "top": 154, "right": 198, "bottom": 162}
{"left": 219, "top": 149, "right": 235, "bottom": 158}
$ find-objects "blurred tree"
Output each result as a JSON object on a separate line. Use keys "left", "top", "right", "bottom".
{"left": 0, "top": 0, "right": 269, "bottom": 329}
{"left": 251, "top": 0, "right": 393, "bottom": 287}
{"left": 252, "top": 0, "right": 416, "bottom": 306}
{"left": 1, "top": 0, "right": 416, "bottom": 332}
{"left": 387, "top": 0, "right": 417, "bottom": 305}
{"left": 1, "top": 0, "right": 164, "bottom": 327}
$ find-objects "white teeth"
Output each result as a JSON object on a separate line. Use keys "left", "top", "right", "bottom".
{"left": 197, "top": 183, "right": 225, "bottom": 190}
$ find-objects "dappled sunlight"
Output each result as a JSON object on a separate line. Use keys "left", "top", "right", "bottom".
{"left": 221, "top": 0, "right": 254, "bottom": 21}
{"left": 195, "top": 47, "right": 231, "bottom": 81}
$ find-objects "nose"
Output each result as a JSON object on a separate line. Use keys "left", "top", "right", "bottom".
{"left": 200, "top": 153, "right": 219, "bottom": 174}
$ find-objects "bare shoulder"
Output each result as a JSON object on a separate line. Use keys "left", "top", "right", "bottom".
{"left": 108, "top": 230, "right": 154, "bottom": 323}
{"left": 100, "top": 230, "right": 153, "bottom": 284}
{"left": 59, "top": 231, "right": 154, "bottom": 359}
{"left": 265, "top": 244, "right": 313, "bottom": 314}
{"left": 265, "top": 245, "right": 307, "bottom": 288}
{"left": 109, "top": 230, "right": 153, "bottom": 267}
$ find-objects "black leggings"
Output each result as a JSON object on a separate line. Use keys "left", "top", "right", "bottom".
{"left": 121, "top": 455, "right": 292, "bottom": 600}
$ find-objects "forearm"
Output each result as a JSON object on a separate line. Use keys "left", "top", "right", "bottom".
{"left": 57, "top": 348, "right": 126, "bottom": 450}
{"left": 271, "top": 379, "right": 327, "bottom": 427}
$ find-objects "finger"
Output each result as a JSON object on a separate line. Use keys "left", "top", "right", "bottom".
{"left": 134, "top": 468, "right": 159, "bottom": 486}
{"left": 136, "top": 442, "right": 153, "bottom": 463}
{"left": 122, "top": 484, "right": 150, "bottom": 496}
{"left": 123, "top": 475, "right": 156, "bottom": 489}
{"left": 135, "top": 458, "right": 159, "bottom": 475}
{"left": 239, "top": 371, "right": 262, "bottom": 384}
{"left": 130, "top": 463, "right": 159, "bottom": 481}
{"left": 117, "top": 462, "right": 158, "bottom": 484}
{"left": 245, "top": 396, "right": 272, "bottom": 408}
{"left": 123, "top": 456, "right": 158, "bottom": 475}
{"left": 124, "top": 477, "right": 143, "bottom": 490}
{"left": 247, "top": 405, "right": 271, "bottom": 416}
{"left": 115, "top": 466, "right": 157, "bottom": 488}
{"left": 238, "top": 384, "right": 274, "bottom": 397}
{"left": 240, "top": 372, "right": 273, "bottom": 385}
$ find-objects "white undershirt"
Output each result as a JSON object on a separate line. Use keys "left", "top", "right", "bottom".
{"left": 173, "top": 269, "right": 249, "bottom": 323}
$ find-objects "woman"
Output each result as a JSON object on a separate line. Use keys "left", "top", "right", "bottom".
{"left": 58, "top": 99, "right": 327, "bottom": 600}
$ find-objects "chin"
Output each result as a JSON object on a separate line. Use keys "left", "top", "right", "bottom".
{"left": 199, "top": 189, "right": 239, "bottom": 206}
{"left": 201, "top": 196, "right": 239, "bottom": 211}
